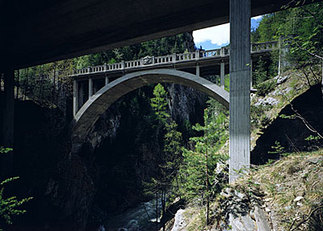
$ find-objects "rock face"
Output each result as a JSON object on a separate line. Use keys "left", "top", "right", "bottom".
{"left": 171, "top": 209, "right": 187, "bottom": 231}
{"left": 211, "top": 186, "right": 271, "bottom": 231}
{"left": 252, "top": 84, "right": 323, "bottom": 164}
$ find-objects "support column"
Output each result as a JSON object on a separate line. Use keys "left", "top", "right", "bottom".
{"left": 79, "top": 82, "right": 84, "bottom": 107}
{"left": 1, "top": 70, "right": 14, "bottom": 177}
{"left": 250, "top": 59, "right": 253, "bottom": 89}
{"left": 88, "top": 78, "right": 93, "bottom": 99}
{"left": 229, "top": 0, "right": 251, "bottom": 183}
{"left": 73, "top": 80, "right": 78, "bottom": 117}
{"left": 105, "top": 76, "right": 109, "bottom": 85}
{"left": 220, "top": 62, "right": 225, "bottom": 89}
{"left": 196, "top": 63, "right": 200, "bottom": 77}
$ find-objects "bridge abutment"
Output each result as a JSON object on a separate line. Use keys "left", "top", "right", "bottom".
{"left": 229, "top": 0, "right": 251, "bottom": 182}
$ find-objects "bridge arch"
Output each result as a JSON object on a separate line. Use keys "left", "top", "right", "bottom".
{"left": 72, "top": 68, "right": 229, "bottom": 142}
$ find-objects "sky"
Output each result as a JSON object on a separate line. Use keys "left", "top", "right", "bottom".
{"left": 193, "top": 16, "right": 263, "bottom": 50}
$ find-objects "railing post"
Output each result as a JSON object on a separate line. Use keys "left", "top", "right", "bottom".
{"left": 172, "top": 53, "right": 177, "bottom": 63}
{"left": 220, "top": 62, "right": 225, "bottom": 88}
{"left": 151, "top": 56, "right": 155, "bottom": 64}
{"left": 87, "top": 67, "right": 91, "bottom": 73}
{"left": 104, "top": 63, "right": 107, "bottom": 71}
{"left": 73, "top": 80, "right": 79, "bottom": 117}
{"left": 195, "top": 50, "right": 200, "bottom": 60}
{"left": 121, "top": 61, "right": 125, "bottom": 70}
{"left": 220, "top": 47, "right": 225, "bottom": 56}
{"left": 88, "top": 78, "right": 93, "bottom": 98}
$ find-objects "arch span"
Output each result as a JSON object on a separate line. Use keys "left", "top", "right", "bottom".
{"left": 72, "top": 69, "right": 229, "bottom": 142}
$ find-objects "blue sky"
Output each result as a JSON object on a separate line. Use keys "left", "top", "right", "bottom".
{"left": 193, "top": 16, "right": 263, "bottom": 50}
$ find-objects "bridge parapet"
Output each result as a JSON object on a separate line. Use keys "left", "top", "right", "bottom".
{"left": 251, "top": 41, "right": 278, "bottom": 52}
{"left": 71, "top": 41, "right": 278, "bottom": 77}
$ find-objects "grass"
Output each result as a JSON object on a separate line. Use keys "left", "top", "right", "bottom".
{"left": 250, "top": 68, "right": 320, "bottom": 149}
{"left": 235, "top": 149, "right": 323, "bottom": 230}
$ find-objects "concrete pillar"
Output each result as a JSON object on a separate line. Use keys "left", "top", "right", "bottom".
{"left": 93, "top": 80, "right": 97, "bottom": 94}
{"left": 73, "top": 80, "right": 78, "bottom": 117}
{"left": 196, "top": 63, "right": 200, "bottom": 77}
{"left": 105, "top": 76, "right": 109, "bottom": 85}
{"left": 250, "top": 59, "right": 253, "bottom": 89}
{"left": 229, "top": 0, "right": 251, "bottom": 183}
{"left": 79, "top": 81, "right": 84, "bottom": 107}
{"left": 220, "top": 62, "right": 225, "bottom": 89}
{"left": 1, "top": 70, "right": 14, "bottom": 177}
{"left": 88, "top": 78, "right": 93, "bottom": 99}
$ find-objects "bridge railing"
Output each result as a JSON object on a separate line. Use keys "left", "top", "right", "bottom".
{"left": 176, "top": 51, "right": 197, "bottom": 61}
{"left": 200, "top": 47, "right": 229, "bottom": 58}
{"left": 71, "top": 41, "right": 278, "bottom": 76}
{"left": 251, "top": 41, "right": 278, "bottom": 52}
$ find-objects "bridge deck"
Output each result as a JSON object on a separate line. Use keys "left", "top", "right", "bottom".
{"left": 71, "top": 41, "right": 278, "bottom": 79}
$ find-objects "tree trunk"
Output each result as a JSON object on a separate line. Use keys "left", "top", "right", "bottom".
{"left": 205, "top": 148, "right": 210, "bottom": 225}
{"left": 155, "top": 191, "right": 159, "bottom": 224}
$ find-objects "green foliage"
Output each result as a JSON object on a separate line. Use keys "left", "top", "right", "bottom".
{"left": 146, "top": 84, "right": 183, "bottom": 221}
{"left": 268, "top": 141, "right": 285, "bottom": 157}
{"left": 252, "top": 2, "right": 323, "bottom": 69}
{"left": 250, "top": 105, "right": 273, "bottom": 129}
{"left": 0, "top": 148, "right": 12, "bottom": 154}
{"left": 150, "top": 83, "right": 170, "bottom": 124}
{"left": 253, "top": 57, "right": 268, "bottom": 85}
{"left": 17, "top": 60, "right": 74, "bottom": 107}
{"left": 256, "top": 79, "right": 276, "bottom": 96}
{"left": 305, "top": 135, "right": 322, "bottom": 141}
{"left": 0, "top": 148, "right": 32, "bottom": 230}
{"left": 280, "top": 113, "right": 297, "bottom": 120}
{"left": 178, "top": 99, "right": 229, "bottom": 223}
{"left": 16, "top": 33, "right": 191, "bottom": 109}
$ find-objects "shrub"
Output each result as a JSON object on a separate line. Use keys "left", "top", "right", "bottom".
{"left": 256, "top": 79, "right": 276, "bottom": 96}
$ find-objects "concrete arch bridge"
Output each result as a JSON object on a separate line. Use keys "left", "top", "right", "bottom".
{"left": 71, "top": 41, "right": 279, "bottom": 180}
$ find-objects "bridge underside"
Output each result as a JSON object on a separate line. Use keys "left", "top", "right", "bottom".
{"left": 72, "top": 69, "right": 229, "bottom": 144}
{"left": 0, "top": 0, "right": 314, "bottom": 70}
{"left": 2, "top": 0, "right": 315, "bottom": 182}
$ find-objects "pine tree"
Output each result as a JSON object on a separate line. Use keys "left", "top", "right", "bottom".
{"left": 179, "top": 99, "right": 228, "bottom": 224}
{"left": 147, "top": 84, "right": 183, "bottom": 227}
{"left": 0, "top": 148, "right": 32, "bottom": 230}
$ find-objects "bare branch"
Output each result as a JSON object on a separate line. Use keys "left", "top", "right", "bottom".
{"left": 290, "top": 104, "right": 323, "bottom": 139}
{"left": 289, "top": 206, "right": 323, "bottom": 231}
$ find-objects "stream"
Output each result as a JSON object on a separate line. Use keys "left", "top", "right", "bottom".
{"left": 104, "top": 199, "right": 163, "bottom": 231}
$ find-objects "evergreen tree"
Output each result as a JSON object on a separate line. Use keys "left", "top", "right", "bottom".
{"left": 179, "top": 99, "right": 228, "bottom": 225}
{"left": 147, "top": 83, "right": 182, "bottom": 227}
{"left": 0, "top": 148, "right": 32, "bottom": 230}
